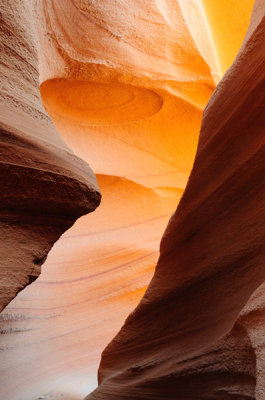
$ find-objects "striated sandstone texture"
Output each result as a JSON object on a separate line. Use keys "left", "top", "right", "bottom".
{"left": 0, "top": 1, "right": 100, "bottom": 312}
{"left": 36, "top": 0, "right": 253, "bottom": 190}
{"left": 85, "top": 1, "right": 265, "bottom": 399}
{"left": 0, "top": 175, "right": 179, "bottom": 400}
{"left": 0, "top": 1, "right": 261, "bottom": 400}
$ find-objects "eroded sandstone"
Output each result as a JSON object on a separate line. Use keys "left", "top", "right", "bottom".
{"left": 0, "top": 1, "right": 263, "bottom": 400}
{"left": 86, "top": 2, "right": 265, "bottom": 399}
{"left": 0, "top": 1, "right": 100, "bottom": 311}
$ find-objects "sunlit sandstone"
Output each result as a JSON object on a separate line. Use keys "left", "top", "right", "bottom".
{"left": 0, "top": 1, "right": 261, "bottom": 400}
{"left": 0, "top": 1, "right": 100, "bottom": 312}
{"left": 87, "top": 2, "right": 265, "bottom": 399}
{"left": 37, "top": 0, "right": 254, "bottom": 190}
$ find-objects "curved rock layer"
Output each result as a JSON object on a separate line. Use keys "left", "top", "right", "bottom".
{"left": 0, "top": 2, "right": 100, "bottom": 311}
{"left": 86, "top": 2, "right": 265, "bottom": 400}
{"left": 36, "top": 0, "right": 253, "bottom": 190}
{"left": 0, "top": 175, "right": 179, "bottom": 400}
{"left": 0, "top": 1, "right": 259, "bottom": 400}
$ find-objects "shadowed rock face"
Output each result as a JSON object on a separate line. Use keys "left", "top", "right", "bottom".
{"left": 0, "top": 122, "right": 100, "bottom": 311}
{"left": 1, "top": 1, "right": 264, "bottom": 400}
{"left": 0, "top": 1, "right": 101, "bottom": 311}
{"left": 85, "top": 2, "right": 265, "bottom": 399}
{"left": 89, "top": 323, "right": 257, "bottom": 400}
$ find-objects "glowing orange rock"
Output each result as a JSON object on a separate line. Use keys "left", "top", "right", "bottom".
{"left": 86, "top": 2, "right": 265, "bottom": 399}
{"left": 0, "top": 0, "right": 258, "bottom": 399}
{"left": 0, "top": 2, "right": 100, "bottom": 311}
{"left": 37, "top": 0, "right": 254, "bottom": 192}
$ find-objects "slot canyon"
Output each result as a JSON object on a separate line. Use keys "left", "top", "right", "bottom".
{"left": 1, "top": 1, "right": 265, "bottom": 399}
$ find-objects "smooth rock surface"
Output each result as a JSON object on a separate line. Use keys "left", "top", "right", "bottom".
{"left": 0, "top": 1, "right": 260, "bottom": 400}
{"left": 0, "top": 1, "right": 100, "bottom": 311}
{"left": 36, "top": 0, "right": 253, "bottom": 190}
{"left": 86, "top": 3, "right": 265, "bottom": 399}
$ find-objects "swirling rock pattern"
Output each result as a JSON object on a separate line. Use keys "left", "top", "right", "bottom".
{"left": 0, "top": 175, "right": 179, "bottom": 400}
{"left": 0, "top": 1, "right": 100, "bottom": 312}
{"left": 0, "top": 1, "right": 261, "bottom": 400}
{"left": 86, "top": 2, "right": 265, "bottom": 399}
{"left": 36, "top": 0, "right": 254, "bottom": 190}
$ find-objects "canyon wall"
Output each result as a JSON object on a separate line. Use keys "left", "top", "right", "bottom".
{"left": 86, "top": 2, "right": 265, "bottom": 399}
{"left": 0, "top": 1, "right": 100, "bottom": 311}
{"left": 0, "top": 1, "right": 262, "bottom": 400}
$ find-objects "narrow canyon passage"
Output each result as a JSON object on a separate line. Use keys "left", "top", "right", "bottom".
{"left": 1, "top": 1, "right": 263, "bottom": 400}
{"left": 0, "top": 175, "right": 179, "bottom": 399}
